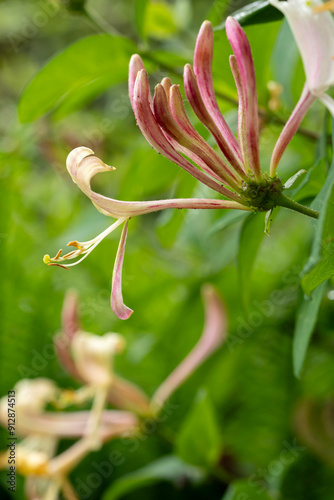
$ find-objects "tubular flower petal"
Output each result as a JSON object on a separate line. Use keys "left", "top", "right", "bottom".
{"left": 111, "top": 219, "right": 133, "bottom": 320}
{"left": 193, "top": 20, "right": 244, "bottom": 172}
{"left": 269, "top": 0, "right": 334, "bottom": 171}
{"left": 270, "top": 84, "right": 316, "bottom": 174}
{"left": 132, "top": 69, "right": 242, "bottom": 197}
{"left": 152, "top": 82, "right": 241, "bottom": 190}
{"left": 61, "top": 289, "right": 80, "bottom": 338}
{"left": 225, "top": 17, "right": 261, "bottom": 178}
{"left": 151, "top": 285, "right": 227, "bottom": 410}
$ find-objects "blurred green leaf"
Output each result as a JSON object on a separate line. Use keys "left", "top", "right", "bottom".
{"left": 19, "top": 34, "right": 136, "bottom": 122}
{"left": 301, "top": 135, "right": 334, "bottom": 295}
{"left": 209, "top": 210, "right": 248, "bottom": 235}
{"left": 238, "top": 213, "right": 266, "bottom": 311}
{"left": 215, "top": 0, "right": 283, "bottom": 29}
{"left": 291, "top": 159, "right": 327, "bottom": 204}
{"left": 144, "top": 0, "right": 177, "bottom": 39}
{"left": 270, "top": 20, "right": 299, "bottom": 107}
{"left": 134, "top": 0, "right": 148, "bottom": 38}
{"left": 280, "top": 454, "right": 334, "bottom": 500}
{"left": 206, "top": 0, "right": 229, "bottom": 26}
{"left": 102, "top": 455, "right": 204, "bottom": 500}
{"left": 293, "top": 281, "right": 326, "bottom": 378}
{"left": 301, "top": 185, "right": 334, "bottom": 295}
{"left": 175, "top": 389, "right": 222, "bottom": 467}
{"left": 222, "top": 479, "right": 273, "bottom": 500}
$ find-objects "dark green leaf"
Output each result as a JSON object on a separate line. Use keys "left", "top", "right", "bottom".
{"left": 293, "top": 282, "right": 326, "bottom": 378}
{"left": 175, "top": 389, "right": 222, "bottom": 467}
{"left": 215, "top": 0, "right": 283, "bottom": 30}
{"left": 19, "top": 34, "right": 136, "bottom": 122}
{"left": 102, "top": 455, "right": 204, "bottom": 500}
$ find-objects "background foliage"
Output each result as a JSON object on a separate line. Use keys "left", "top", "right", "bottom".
{"left": 1, "top": 0, "right": 334, "bottom": 499}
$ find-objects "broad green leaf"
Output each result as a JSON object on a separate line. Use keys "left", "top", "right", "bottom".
{"left": 237, "top": 213, "right": 266, "bottom": 311}
{"left": 215, "top": 0, "right": 283, "bottom": 30}
{"left": 175, "top": 389, "right": 222, "bottom": 467}
{"left": 222, "top": 479, "right": 273, "bottom": 500}
{"left": 293, "top": 281, "right": 326, "bottom": 378}
{"left": 19, "top": 34, "right": 136, "bottom": 122}
{"left": 102, "top": 455, "right": 204, "bottom": 500}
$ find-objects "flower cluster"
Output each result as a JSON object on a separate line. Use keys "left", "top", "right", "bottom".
{"left": 44, "top": 11, "right": 332, "bottom": 319}
{"left": 0, "top": 286, "right": 227, "bottom": 500}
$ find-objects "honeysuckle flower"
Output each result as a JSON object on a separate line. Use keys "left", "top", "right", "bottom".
{"left": 0, "top": 378, "right": 139, "bottom": 500}
{"left": 0, "top": 285, "right": 226, "bottom": 499}
{"left": 71, "top": 331, "right": 125, "bottom": 387}
{"left": 269, "top": 0, "right": 334, "bottom": 174}
{"left": 150, "top": 284, "right": 227, "bottom": 411}
{"left": 44, "top": 18, "right": 320, "bottom": 318}
{"left": 0, "top": 378, "right": 138, "bottom": 442}
{"left": 56, "top": 285, "right": 227, "bottom": 415}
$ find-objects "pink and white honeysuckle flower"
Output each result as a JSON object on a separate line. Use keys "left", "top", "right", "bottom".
{"left": 44, "top": 146, "right": 250, "bottom": 320}
{"left": 70, "top": 331, "right": 125, "bottom": 388}
{"left": 56, "top": 285, "right": 227, "bottom": 417}
{"left": 44, "top": 18, "right": 320, "bottom": 318}
{"left": 269, "top": 0, "right": 334, "bottom": 174}
{"left": 0, "top": 285, "right": 226, "bottom": 498}
{"left": 55, "top": 290, "right": 152, "bottom": 416}
{"left": 150, "top": 284, "right": 228, "bottom": 412}
{"left": 0, "top": 378, "right": 138, "bottom": 442}
{"left": 0, "top": 378, "right": 139, "bottom": 500}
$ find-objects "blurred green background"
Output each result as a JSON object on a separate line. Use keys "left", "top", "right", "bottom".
{"left": 1, "top": 0, "right": 334, "bottom": 499}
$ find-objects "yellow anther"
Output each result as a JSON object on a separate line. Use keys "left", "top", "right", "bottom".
{"left": 67, "top": 240, "right": 83, "bottom": 250}
{"left": 43, "top": 254, "right": 51, "bottom": 264}
{"left": 313, "top": 0, "right": 334, "bottom": 12}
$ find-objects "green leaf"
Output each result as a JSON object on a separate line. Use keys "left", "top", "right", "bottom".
{"left": 238, "top": 213, "right": 266, "bottom": 311}
{"left": 301, "top": 185, "right": 334, "bottom": 295}
{"left": 293, "top": 281, "right": 326, "bottom": 378}
{"left": 134, "top": 0, "right": 148, "bottom": 38}
{"left": 222, "top": 479, "right": 274, "bottom": 500}
{"left": 270, "top": 20, "right": 299, "bottom": 107}
{"left": 209, "top": 210, "right": 249, "bottom": 235}
{"left": 102, "top": 455, "right": 204, "bottom": 500}
{"left": 301, "top": 132, "right": 334, "bottom": 295}
{"left": 144, "top": 0, "right": 177, "bottom": 39}
{"left": 215, "top": 0, "right": 283, "bottom": 30}
{"left": 19, "top": 34, "right": 136, "bottom": 122}
{"left": 290, "top": 159, "right": 327, "bottom": 204}
{"left": 175, "top": 389, "right": 222, "bottom": 468}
